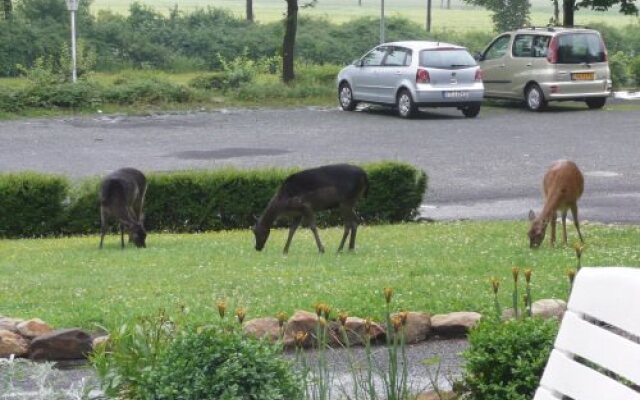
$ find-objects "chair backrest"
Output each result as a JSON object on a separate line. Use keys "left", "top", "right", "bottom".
{"left": 534, "top": 267, "right": 640, "bottom": 400}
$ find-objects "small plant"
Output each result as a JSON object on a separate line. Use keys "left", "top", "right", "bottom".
{"left": 462, "top": 318, "right": 558, "bottom": 400}
{"left": 490, "top": 277, "right": 501, "bottom": 319}
{"left": 511, "top": 267, "right": 520, "bottom": 319}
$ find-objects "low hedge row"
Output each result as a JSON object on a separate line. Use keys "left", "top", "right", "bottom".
{"left": 0, "top": 162, "right": 427, "bottom": 238}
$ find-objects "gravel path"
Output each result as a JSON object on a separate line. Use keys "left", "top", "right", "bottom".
{"left": 1, "top": 338, "right": 468, "bottom": 399}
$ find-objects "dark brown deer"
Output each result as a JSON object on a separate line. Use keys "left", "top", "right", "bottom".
{"left": 99, "top": 168, "right": 148, "bottom": 249}
{"left": 528, "top": 160, "right": 584, "bottom": 248}
{"left": 253, "top": 164, "right": 369, "bottom": 254}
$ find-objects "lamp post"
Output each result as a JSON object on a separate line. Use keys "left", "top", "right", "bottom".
{"left": 65, "top": 0, "right": 79, "bottom": 83}
{"left": 380, "top": 0, "right": 385, "bottom": 44}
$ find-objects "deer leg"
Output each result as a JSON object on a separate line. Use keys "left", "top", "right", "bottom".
{"left": 549, "top": 212, "right": 557, "bottom": 247}
{"left": 120, "top": 223, "right": 125, "bottom": 249}
{"left": 303, "top": 208, "right": 324, "bottom": 254}
{"left": 283, "top": 216, "right": 302, "bottom": 255}
{"left": 571, "top": 204, "right": 584, "bottom": 243}
{"left": 349, "top": 220, "right": 358, "bottom": 250}
{"left": 561, "top": 210, "right": 568, "bottom": 246}
{"left": 337, "top": 205, "right": 353, "bottom": 252}
{"left": 99, "top": 207, "right": 107, "bottom": 249}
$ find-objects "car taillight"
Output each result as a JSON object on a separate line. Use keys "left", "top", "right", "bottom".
{"left": 600, "top": 37, "right": 608, "bottom": 62}
{"left": 547, "top": 36, "right": 558, "bottom": 64}
{"left": 474, "top": 69, "right": 483, "bottom": 81}
{"left": 416, "top": 68, "right": 430, "bottom": 84}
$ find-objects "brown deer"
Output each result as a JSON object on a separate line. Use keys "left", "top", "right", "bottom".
{"left": 99, "top": 168, "right": 148, "bottom": 249}
{"left": 528, "top": 160, "right": 584, "bottom": 248}
{"left": 253, "top": 164, "right": 369, "bottom": 254}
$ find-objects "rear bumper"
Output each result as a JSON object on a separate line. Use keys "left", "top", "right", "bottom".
{"left": 540, "top": 79, "right": 612, "bottom": 100}
{"left": 414, "top": 86, "right": 484, "bottom": 107}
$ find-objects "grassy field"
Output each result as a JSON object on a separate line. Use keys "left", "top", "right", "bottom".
{"left": 90, "top": 0, "right": 639, "bottom": 31}
{"left": 1, "top": 221, "right": 639, "bottom": 331}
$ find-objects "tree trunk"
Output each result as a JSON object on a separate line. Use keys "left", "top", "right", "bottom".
{"left": 3, "top": 0, "right": 12, "bottom": 20}
{"left": 562, "top": 0, "right": 574, "bottom": 27}
{"left": 282, "top": 0, "right": 298, "bottom": 83}
{"left": 246, "top": 0, "right": 254, "bottom": 22}
{"left": 552, "top": 0, "right": 559, "bottom": 25}
{"left": 426, "top": 0, "right": 432, "bottom": 31}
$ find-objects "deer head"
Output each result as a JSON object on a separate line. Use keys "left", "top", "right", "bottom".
{"left": 528, "top": 210, "right": 547, "bottom": 249}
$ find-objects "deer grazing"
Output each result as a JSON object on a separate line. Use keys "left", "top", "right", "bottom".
{"left": 528, "top": 160, "right": 584, "bottom": 248}
{"left": 99, "top": 168, "right": 148, "bottom": 249}
{"left": 253, "top": 164, "right": 369, "bottom": 254}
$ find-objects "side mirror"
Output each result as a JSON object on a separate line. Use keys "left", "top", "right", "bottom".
{"left": 353, "top": 59, "right": 363, "bottom": 67}
{"left": 474, "top": 52, "right": 484, "bottom": 62}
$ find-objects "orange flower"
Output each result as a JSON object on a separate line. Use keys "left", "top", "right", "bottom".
{"left": 391, "top": 315, "right": 403, "bottom": 332}
{"left": 338, "top": 311, "right": 348, "bottom": 326}
{"left": 490, "top": 277, "right": 500, "bottom": 294}
{"left": 524, "top": 269, "right": 532, "bottom": 284}
{"left": 364, "top": 318, "right": 372, "bottom": 336}
{"left": 398, "top": 311, "right": 409, "bottom": 326}
{"left": 567, "top": 269, "right": 576, "bottom": 284}
{"left": 384, "top": 287, "right": 394, "bottom": 304}
{"left": 235, "top": 307, "right": 246, "bottom": 324}
{"left": 276, "top": 311, "right": 288, "bottom": 328}
{"left": 216, "top": 299, "right": 226, "bottom": 319}
{"left": 314, "top": 303, "right": 324, "bottom": 317}
{"left": 294, "top": 331, "right": 308, "bottom": 347}
{"left": 512, "top": 267, "right": 520, "bottom": 283}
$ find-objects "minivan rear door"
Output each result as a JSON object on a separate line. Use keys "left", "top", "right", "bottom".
{"left": 553, "top": 32, "right": 609, "bottom": 96}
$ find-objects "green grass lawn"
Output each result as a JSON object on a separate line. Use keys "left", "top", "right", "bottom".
{"left": 1, "top": 221, "right": 639, "bottom": 331}
{"left": 90, "top": 0, "right": 638, "bottom": 31}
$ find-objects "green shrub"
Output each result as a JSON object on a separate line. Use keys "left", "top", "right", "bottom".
{"left": 462, "top": 318, "right": 558, "bottom": 400}
{"left": 137, "top": 327, "right": 302, "bottom": 400}
{"left": 188, "top": 72, "right": 228, "bottom": 90}
{"left": 630, "top": 55, "right": 640, "bottom": 87}
{"left": 0, "top": 172, "right": 68, "bottom": 237}
{"left": 609, "top": 51, "right": 632, "bottom": 89}
{"left": 102, "top": 77, "right": 193, "bottom": 104}
{"left": 22, "top": 81, "right": 102, "bottom": 108}
{"left": 0, "top": 162, "right": 427, "bottom": 237}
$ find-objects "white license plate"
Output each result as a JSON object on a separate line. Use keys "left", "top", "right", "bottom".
{"left": 443, "top": 91, "right": 469, "bottom": 98}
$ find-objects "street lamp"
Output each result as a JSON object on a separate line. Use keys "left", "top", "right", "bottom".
{"left": 380, "top": 0, "right": 385, "bottom": 43}
{"left": 65, "top": 0, "right": 79, "bottom": 83}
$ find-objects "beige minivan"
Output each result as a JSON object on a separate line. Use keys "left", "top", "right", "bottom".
{"left": 477, "top": 27, "right": 612, "bottom": 111}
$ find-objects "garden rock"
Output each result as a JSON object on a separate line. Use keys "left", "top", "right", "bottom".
{"left": 0, "top": 317, "right": 23, "bottom": 333}
{"left": 431, "top": 312, "right": 481, "bottom": 337}
{"left": 342, "top": 317, "right": 386, "bottom": 345}
{"left": 391, "top": 311, "right": 431, "bottom": 344}
{"left": 244, "top": 317, "right": 282, "bottom": 342}
{"left": 29, "top": 328, "right": 93, "bottom": 360}
{"left": 17, "top": 318, "right": 53, "bottom": 338}
{"left": 284, "top": 310, "right": 318, "bottom": 348}
{"left": 502, "top": 298, "right": 567, "bottom": 320}
{"left": 416, "top": 390, "right": 457, "bottom": 400}
{"left": 92, "top": 335, "right": 110, "bottom": 350}
{"left": 0, "top": 329, "right": 29, "bottom": 357}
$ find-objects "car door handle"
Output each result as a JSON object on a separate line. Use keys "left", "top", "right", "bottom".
{"left": 394, "top": 71, "right": 402, "bottom": 75}
{"left": 525, "top": 63, "right": 532, "bottom": 67}
{"left": 499, "top": 64, "right": 506, "bottom": 68}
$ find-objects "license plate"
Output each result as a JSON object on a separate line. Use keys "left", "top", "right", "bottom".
{"left": 571, "top": 72, "right": 595, "bottom": 81}
{"left": 443, "top": 91, "right": 469, "bottom": 98}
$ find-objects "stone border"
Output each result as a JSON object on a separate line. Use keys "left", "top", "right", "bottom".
{"left": 0, "top": 299, "right": 566, "bottom": 361}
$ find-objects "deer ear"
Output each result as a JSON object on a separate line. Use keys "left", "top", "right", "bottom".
{"left": 528, "top": 210, "right": 536, "bottom": 221}
{"left": 252, "top": 214, "right": 259, "bottom": 223}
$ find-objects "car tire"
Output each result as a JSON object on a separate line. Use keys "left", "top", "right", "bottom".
{"left": 525, "top": 84, "right": 547, "bottom": 112}
{"left": 462, "top": 104, "right": 481, "bottom": 118}
{"left": 338, "top": 82, "right": 357, "bottom": 111}
{"left": 585, "top": 97, "right": 606, "bottom": 109}
{"left": 396, "top": 89, "right": 417, "bottom": 119}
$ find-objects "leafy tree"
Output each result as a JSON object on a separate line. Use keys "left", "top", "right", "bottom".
{"left": 463, "top": 0, "right": 530, "bottom": 31}
{"left": 563, "top": 0, "right": 638, "bottom": 27}
{"left": 3, "top": 0, "right": 12, "bottom": 20}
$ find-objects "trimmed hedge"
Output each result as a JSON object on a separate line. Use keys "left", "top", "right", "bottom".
{"left": 0, "top": 162, "right": 427, "bottom": 238}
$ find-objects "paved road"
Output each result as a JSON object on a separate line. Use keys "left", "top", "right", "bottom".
{"left": 1, "top": 102, "right": 639, "bottom": 222}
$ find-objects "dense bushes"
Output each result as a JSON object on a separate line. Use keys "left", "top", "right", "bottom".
{"left": 462, "top": 318, "right": 558, "bottom": 400}
{"left": 0, "top": 172, "right": 68, "bottom": 237}
{"left": 0, "top": 162, "right": 427, "bottom": 238}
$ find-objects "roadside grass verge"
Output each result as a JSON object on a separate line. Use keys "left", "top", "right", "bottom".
{"left": 1, "top": 221, "right": 639, "bottom": 331}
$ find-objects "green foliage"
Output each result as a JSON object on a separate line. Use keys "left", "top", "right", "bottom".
{"left": 102, "top": 74, "right": 193, "bottom": 104}
{"left": 138, "top": 327, "right": 302, "bottom": 400}
{"left": 609, "top": 51, "right": 632, "bottom": 88}
{"left": 462, "top": 318, "right": 558, "bottom": 400}
{"left": 462, "top": 0, "right": 530, "bottom": 32}
{"left": 630, "top": 55, "right": 640, "bottom": 87}
{"left": 0, "top": 172, "right": 68, "bottom": 237}
{"left": 0, "top": 163, "right": 427, "bottom": 237}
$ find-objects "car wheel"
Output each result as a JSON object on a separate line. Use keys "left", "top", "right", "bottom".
{"left": 338, "top": 82, "right": 357, "bottom": 111}
{"left": 585, "top": 97, "right": 606, "bottom": 109}
{"left": 462, "top": 104, "right": 481, "bottom": 118}
{"left": 396, "top": 89, "right": 417, "bottom": 119}
{"left": 525, "top": 84, "right": 547, "bottom": 112}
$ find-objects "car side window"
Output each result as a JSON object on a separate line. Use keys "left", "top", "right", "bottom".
{"left": 383, "top": 47, "right": 411, "bottom": 67}
{"left": 484, "top": 35, "right": 511, "bottom": 60}
{"left": 362, "top": 47, "right": 386, "bottom": 66}
{"left": 532, "top": 35, "right": 550, "bottom": 58}
{"left": 513, "top": 35, "right": 534, "bottom": 57}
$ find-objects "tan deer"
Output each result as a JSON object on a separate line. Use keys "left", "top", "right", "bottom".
{"left": 528, "top": 160, "right": 584, "bottom": 248}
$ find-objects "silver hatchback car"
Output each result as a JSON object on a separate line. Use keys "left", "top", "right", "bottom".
{"left": 337, "top": 41, "right": 484, "bottom": 118}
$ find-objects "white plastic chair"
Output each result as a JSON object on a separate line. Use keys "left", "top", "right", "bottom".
{"left": 534, "top": 267, "right": 640, "bottom": 400}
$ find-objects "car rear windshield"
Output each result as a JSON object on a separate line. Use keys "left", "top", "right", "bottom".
{"left": 419, "top": 49, "right": 476, "bottom": 69}
{"left": 557, "top": 33, "right": 606, "bottom": 64}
